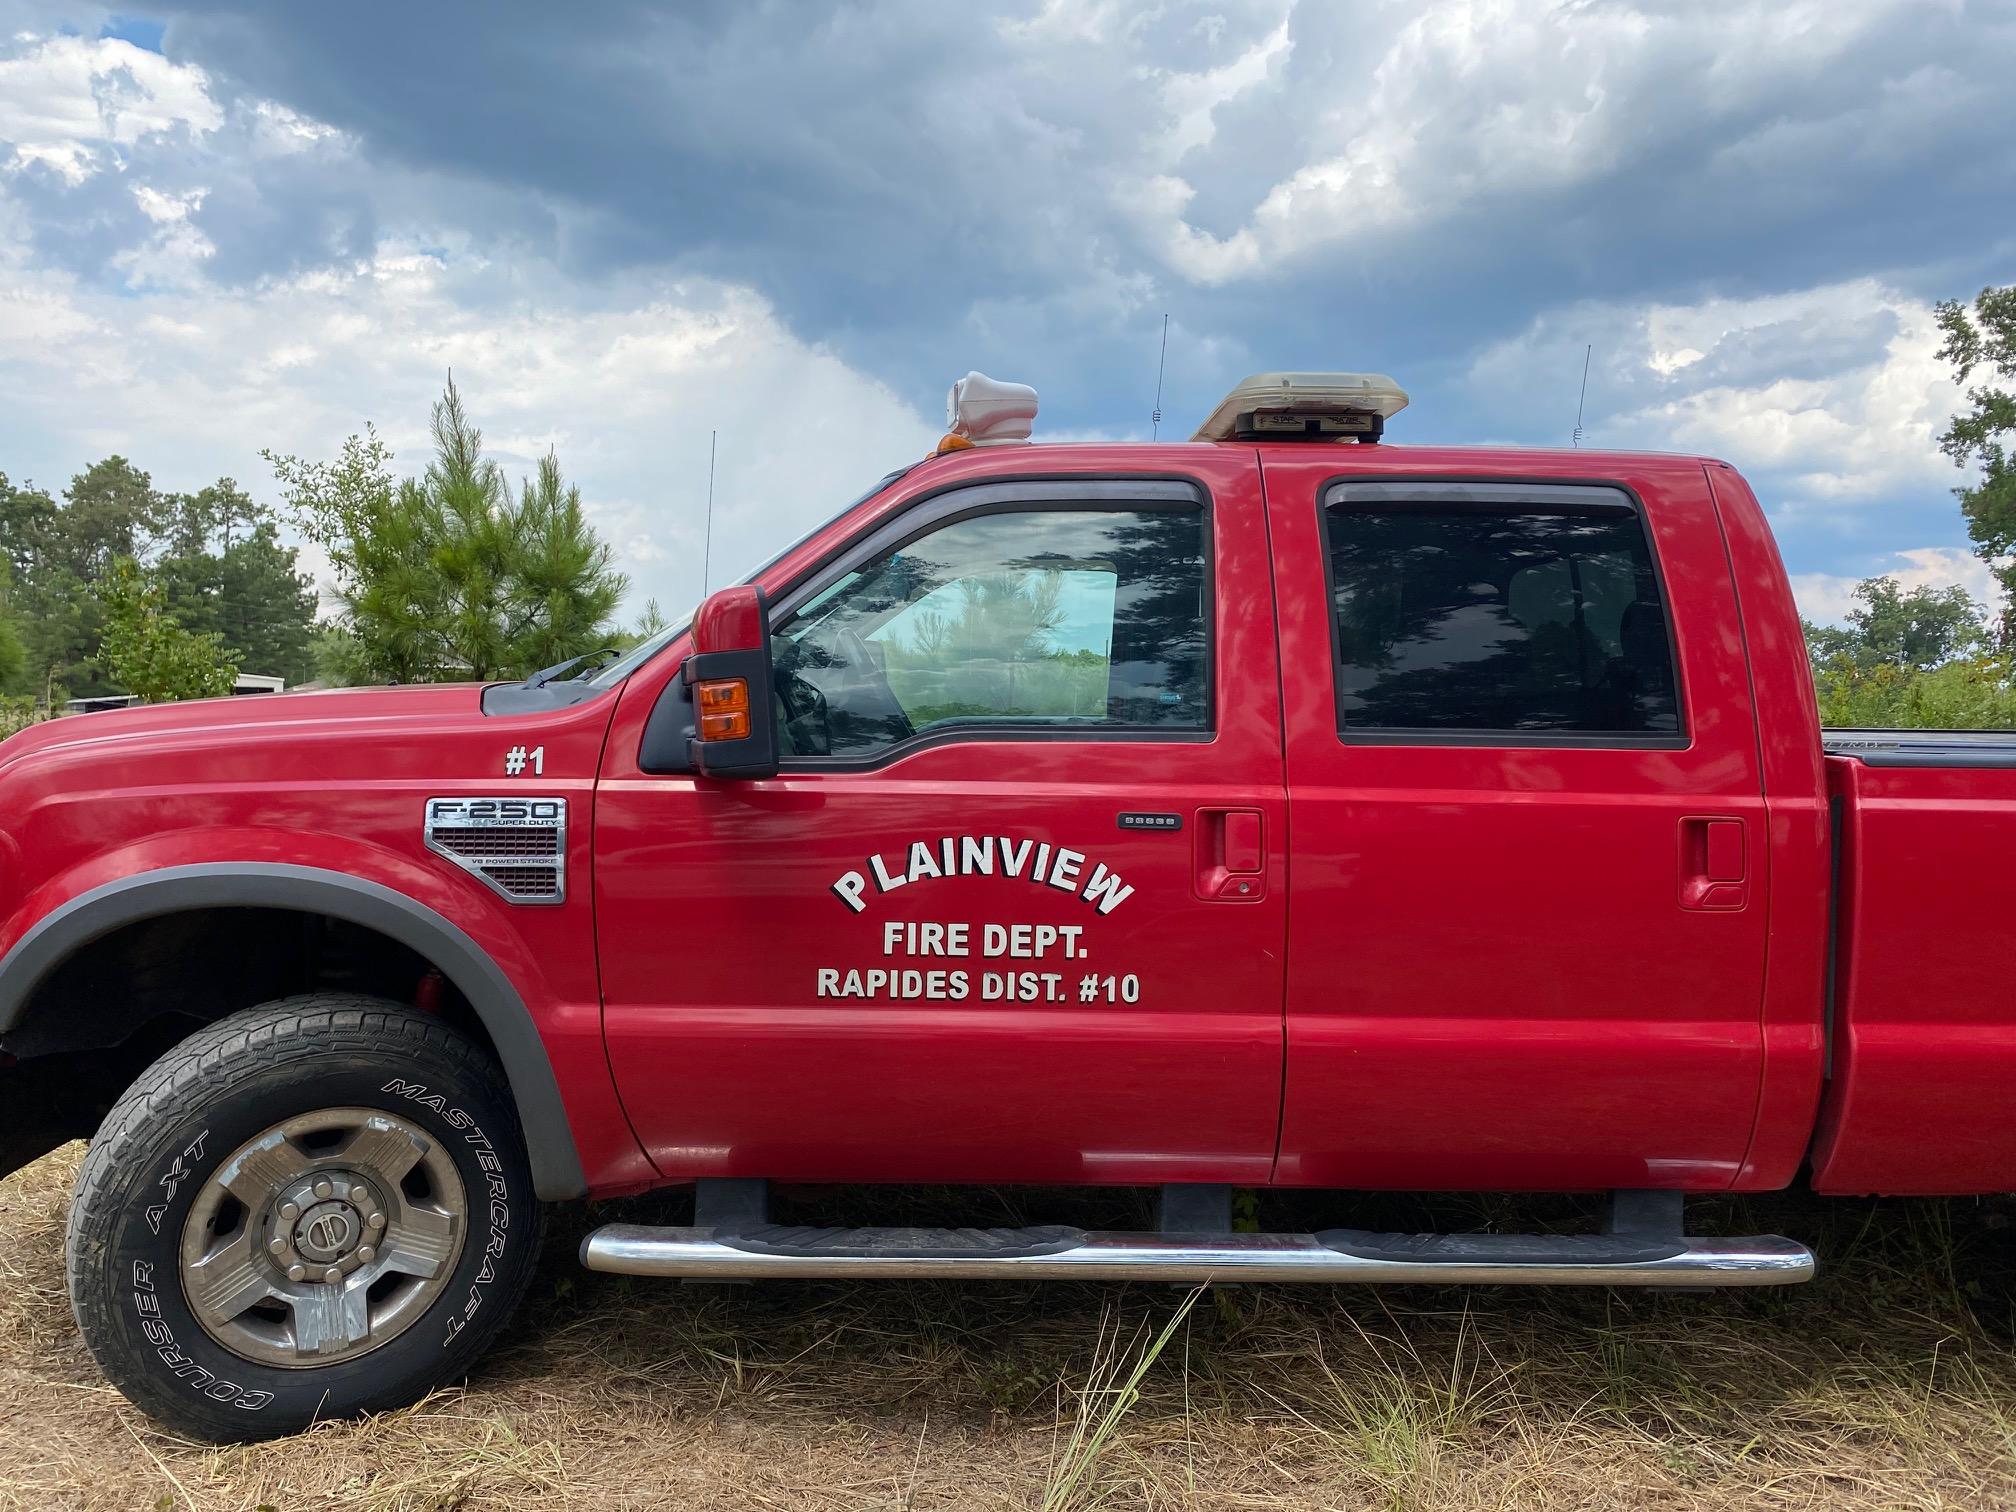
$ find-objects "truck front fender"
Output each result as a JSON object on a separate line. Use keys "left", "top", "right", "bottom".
{"left": 0, "top": 861, "right": 588, "bottom": 1199}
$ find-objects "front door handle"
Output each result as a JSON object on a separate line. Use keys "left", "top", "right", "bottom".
{"left": 1197, "top": 809, "right": 1266, "bottom": 902}
{"left": 1679, "top": 817, "right": 1746, "bottom": 911}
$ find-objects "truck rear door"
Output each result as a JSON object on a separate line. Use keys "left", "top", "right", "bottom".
{"left": 1262, "top": 454, "right": 1770, "bottom": 1191}
{"left": 593, "top": 448, "right": 1288, "bottom": 1187}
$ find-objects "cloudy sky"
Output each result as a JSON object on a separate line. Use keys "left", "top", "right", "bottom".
{"left": 1, "top": 0, "right": 2012, "bottom": 625}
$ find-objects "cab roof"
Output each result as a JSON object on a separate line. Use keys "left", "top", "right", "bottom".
{"left": 908, "top": 438, "right": 1730, "bottom": 475}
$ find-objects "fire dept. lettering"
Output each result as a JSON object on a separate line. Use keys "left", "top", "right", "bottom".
{"left": 829, "top": 835, "right": 1134, "bottom": 915}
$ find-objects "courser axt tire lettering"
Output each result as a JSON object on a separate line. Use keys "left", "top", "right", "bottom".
{"left": 65, "top": 995, "right": 543, "bottom": 1442}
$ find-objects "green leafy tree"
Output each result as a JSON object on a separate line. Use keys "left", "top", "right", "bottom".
{"left": 0, "top": 560, "right": 27, "bottom": 695}
{"left": 0, "top": 460, "right": 172, "bottom": 698}
{"left": 0, "top": 471, "right": 60, "bottom": 583}
{"left": 1811, "top": 655, "right": 2016, "bottom": 728}
{"left": 1, "top": 470, "right": 85, "bottom": 697}
{"left": 1937, "top": 283, "right": 2016, "bottom": 633}
{"left": 95, "top": 557, "right": 240, "bottom": 703}
{"left": 1804, "top": 574, "right": 2016, "bottom": 729}
{"left": 4, "top": 463, "right": 318, "bottom": 696}
{"left": 1800, "top": 578, "right": 1990, "bottom": 673}
{"left": 267, "top": 380, "right": 626, "bottom": 682}
{"left": 52, "top": 456, "right": 166, "bottom": 579}
{"left": 261, "top": 425, "right": 397, "bottom": 586}
{"left": 155, "top": 481, "right": 319, "bottom": 685}
{"left": 309, "top": 623, "right": 373, "bottom": 688}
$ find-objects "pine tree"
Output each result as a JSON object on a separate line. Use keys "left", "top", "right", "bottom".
{"left": 268, "top": 379, "right": 627, "bottom": 682}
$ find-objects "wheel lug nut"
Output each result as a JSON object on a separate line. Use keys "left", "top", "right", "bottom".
{"left": 322, "top": 1267, "right": 342, "bottom": 1285}
{"left": 367, "top": 1212, "right": 385, "bottom": 1230}
{"left": 279, "top": 1201, "right": 300, "bottom": 1220}
{"left": 287, "top": 1263, "right": 306, "bottom": 1282}
{"left": 357, "top": 1245, "right": 376, "bottom": 1263}
{"left": 313, "top": 1179, "right": 333, "bottom": 1199}
{"left": 268, "top": 1237, "right": 287, "bottom": 1255}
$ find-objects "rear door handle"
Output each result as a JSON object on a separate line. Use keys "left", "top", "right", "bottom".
{"left": 1679, "top": 817, "right": 1746, "bottom": 910}
{"left": 1197, "top": 809, "right": 1265, "bottom": 902}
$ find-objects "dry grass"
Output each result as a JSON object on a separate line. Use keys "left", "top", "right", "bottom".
{"left": 6, "top": 1149, "right": 2016, "bottom": 1511}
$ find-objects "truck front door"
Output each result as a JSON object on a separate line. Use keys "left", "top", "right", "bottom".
{"left": 595, "top": 454, "right": 1287, "bottom": 1187}
{"left": 1263, "top": 457, "right": 1770, "bottom": 1192}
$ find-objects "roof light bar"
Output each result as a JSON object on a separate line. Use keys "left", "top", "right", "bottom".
{"left": 1193, "top": 372, "right": 1409, "bottom": 444}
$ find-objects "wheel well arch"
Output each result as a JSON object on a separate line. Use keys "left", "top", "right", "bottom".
{"left": 0, "top": 864, "right": 586, "bottom": 1198}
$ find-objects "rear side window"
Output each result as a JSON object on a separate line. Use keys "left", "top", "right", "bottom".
{"left": 1322, "top": 487, "right": 1682, "bottom": 740}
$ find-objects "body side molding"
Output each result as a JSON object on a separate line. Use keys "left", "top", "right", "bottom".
{"left": 0, "top": 862, "right": 587, "bottom": 1199}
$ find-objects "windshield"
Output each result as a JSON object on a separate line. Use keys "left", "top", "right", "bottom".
{"left": 584, "top": 464, "right": 917, "bottom": 690}
{"left": 584, "top": 618, "right": 690, "bottom": 689}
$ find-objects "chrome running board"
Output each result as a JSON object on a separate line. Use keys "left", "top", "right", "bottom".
{"left": 580, "top": 1224, "right": 1815, "bottom": 1287}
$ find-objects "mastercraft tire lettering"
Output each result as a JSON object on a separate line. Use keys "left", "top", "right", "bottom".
{"left": 65, "top": 996, "right": 543, "bottom": 1442}
{"left": 378, "top": 1075, "right": 514, "bottom": 1347}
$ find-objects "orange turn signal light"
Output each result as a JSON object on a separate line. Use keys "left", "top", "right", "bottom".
{"left": 695, "top": 677, "right": 751, "bottom": 741}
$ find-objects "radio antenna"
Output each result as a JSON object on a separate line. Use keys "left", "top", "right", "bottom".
{"left": 1572, "top": 344, "right": 1592, "bottom": 447}
{"left": 1150, "top": 313, "right": 1170, "bottom": 440}
{"left": 700, "top": 429, "right": 718, "bottom": 595}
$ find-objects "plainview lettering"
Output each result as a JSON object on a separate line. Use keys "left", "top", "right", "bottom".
{"left": 829, "top": 834, "right": 1134, "bottom": 916}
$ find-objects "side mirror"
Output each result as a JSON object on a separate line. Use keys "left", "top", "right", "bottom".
{"left": 639, "top": 585, "right": 780, "bottom": 778}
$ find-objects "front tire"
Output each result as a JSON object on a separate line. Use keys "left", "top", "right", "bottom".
{"left": 66, "top": 995, "right": 543, "bottom": 1441}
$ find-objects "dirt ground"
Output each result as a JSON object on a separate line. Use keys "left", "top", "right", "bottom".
{"left": 5, "top": 1147, "right": 2016, "bottom": 1511}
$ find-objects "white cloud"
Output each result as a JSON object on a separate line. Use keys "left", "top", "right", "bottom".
{"left": 112, "top": 183, "right": 216, "bottom": 287}
{"left": 996, "top": 0, "right": 1151, "bottom": 47}
{"left": 1, "top": 5, "right": 2005, "bottom": 643}
{"left": 1790, "top": 547, "right": 2003, "bottom": 625}
{"left": 1469, "top": 276, "right": 1964, "bottom": 502}
{"left": 0, "top": 34, "right": 220, "bottom": 183}
{"left": 1625, "top": 289, "right": 1954, "bottom": 501}
{"left": 0, "top": 241, "right": 938, "bottom": 621}
{"left": 248, "top": 100, "right": 347, "bottom": 154}
{"left": 1150, "top": 12, "right": 1292, "bottom": 164}
{"left": 1128, "top": 0, "right": 1964, "bottom": 285}
{"left": 1469, "top": 273, "right": 2005, "bottom": 630}
{"left": 0, "top": 25, "right": 940, "bottom": 626}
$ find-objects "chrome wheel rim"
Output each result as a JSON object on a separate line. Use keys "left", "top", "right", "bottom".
{"left": 178, "top": 1107, "right": 467, "bottom": 1368}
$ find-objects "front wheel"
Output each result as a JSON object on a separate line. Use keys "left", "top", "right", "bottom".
{"left": 66, "top": 995, "right": 544, "bottom": 1441}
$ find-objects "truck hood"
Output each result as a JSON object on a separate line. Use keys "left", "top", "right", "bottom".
{"left": 0, "top": 684, "right": 487, "bottom": 774}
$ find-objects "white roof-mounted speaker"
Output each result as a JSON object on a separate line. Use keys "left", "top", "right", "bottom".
{"left": 943, "top": 372, "right": 1037, "bottom": 447}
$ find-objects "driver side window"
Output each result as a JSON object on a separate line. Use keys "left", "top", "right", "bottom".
{"left": 771, "top": 506, "right": 1210, "bottom": 758}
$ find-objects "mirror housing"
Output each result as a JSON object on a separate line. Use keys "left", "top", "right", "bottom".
{"left": 639, "top": 585, "right": 779, "bottom": 778}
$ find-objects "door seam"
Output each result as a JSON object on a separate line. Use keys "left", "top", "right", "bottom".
{"left": 1700, "top": 461, "right": 1777, "bottom": 1194}
{"left": 1254, "top": 448, "right": 1293, "bottom": 1186}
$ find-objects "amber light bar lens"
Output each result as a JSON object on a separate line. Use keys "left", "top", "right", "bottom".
{"left": 695, "top": 677, "right": 751, "bottom": 740}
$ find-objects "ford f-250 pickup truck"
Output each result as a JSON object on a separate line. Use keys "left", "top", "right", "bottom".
{"left": 3, "top": 371, "right": 2011, "bottom": 1441}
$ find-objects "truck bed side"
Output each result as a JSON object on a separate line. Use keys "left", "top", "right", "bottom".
{"left": 1809, "top": 739, "right": 2016, "bottom": 1194}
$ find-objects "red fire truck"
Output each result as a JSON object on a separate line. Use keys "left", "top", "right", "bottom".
{"left": 4, "top": 372, "right": 2010, "bottom": 1439}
